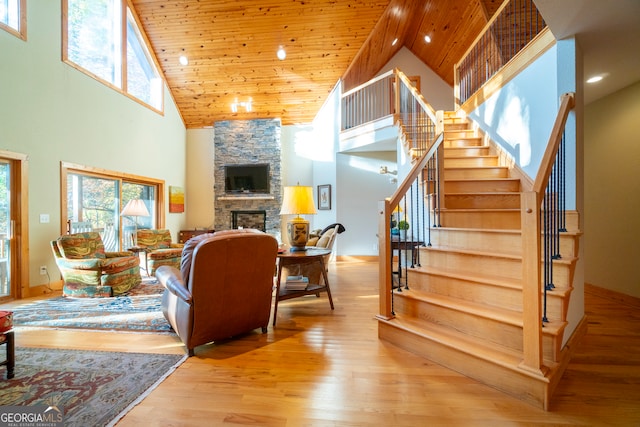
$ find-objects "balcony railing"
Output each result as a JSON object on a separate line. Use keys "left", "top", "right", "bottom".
{"left": 455, "top": 0, "right": 546, "bottom": 105}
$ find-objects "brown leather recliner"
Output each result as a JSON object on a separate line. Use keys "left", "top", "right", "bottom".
{"left": 155, "top": 229, "right": 278, "bottom": 356}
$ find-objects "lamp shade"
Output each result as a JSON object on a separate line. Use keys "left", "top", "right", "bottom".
{"left": 280, "top": 185, "right": 317, "bottom": 216}
{"left": 120, "top": 199, "right": 150, "bottom": 217}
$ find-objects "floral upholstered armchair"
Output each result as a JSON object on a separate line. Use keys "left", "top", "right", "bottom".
{"left": 135, "top": 229, "right": 184, "bottom": 276}
{"left": 51, "top": 232, "right": 141, "bottom": 297}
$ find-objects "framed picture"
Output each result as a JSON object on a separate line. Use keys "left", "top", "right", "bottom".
{"left": 317, "top": 184, "right": 331, "bottom": 210}
{"left": 169, "top": 186, "right": 185, "bottom": 213}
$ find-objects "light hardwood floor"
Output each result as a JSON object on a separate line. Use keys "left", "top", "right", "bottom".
{"left": 5, "top": 261, "right": 640, "bottom": 426}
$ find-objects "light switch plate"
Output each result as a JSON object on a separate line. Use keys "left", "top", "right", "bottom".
{"left": 39, "top": 213, "right": 50, "bottom": 223}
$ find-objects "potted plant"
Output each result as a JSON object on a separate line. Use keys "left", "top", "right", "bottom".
{"left": 397, "top": 220, "right": 410, "bottom": 239}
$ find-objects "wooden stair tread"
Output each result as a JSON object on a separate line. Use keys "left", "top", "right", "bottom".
{"left": 412, "top": 264, "right": 574, "bottom": 300}
{"left": 421, "top": 244, "right": 522, "bottom": 260}
{"left": 382, "top": 314, "right": 558, "bottom": 379}
{"left": 440, "top": 207, "right": 520, "bottom": 213}
{"left": 445, "top": 191, "right": 521, "bottom": 196}
{"left": 445, "top": 178, "right": 520, "bottom": 183}
{"left": 394, "top": 290, "right": 566, "bottom": 336}
{"left": 410, "top": 264, "right": 522, "bottom": 290}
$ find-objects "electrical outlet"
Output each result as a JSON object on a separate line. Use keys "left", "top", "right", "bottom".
{"left": 40, "top": 266, "right": 47, "bottom": 275}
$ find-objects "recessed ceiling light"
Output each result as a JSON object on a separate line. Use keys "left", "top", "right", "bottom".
{"left": 277, "top": 46, "right": 286, "bottom": 60}
{"left": 586, "top": 75, "right": 603, "bottom": 84}
{"left": 179, "top": 55, "right": 189, "bottom": 66}
{"left": 424, "top": 35, "right": 432, "bottom": 43}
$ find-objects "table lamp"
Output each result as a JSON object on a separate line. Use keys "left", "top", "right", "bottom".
{"left": 280, "top": 184, "right": 317, "bottom": 251}
{"left": 120, "top": 199, "right": 150, "bottom": 246}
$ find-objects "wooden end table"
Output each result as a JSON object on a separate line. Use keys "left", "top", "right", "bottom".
{"left": 127, "top": 246, "right": 150, "bottom": 274}
{"left": 273, "top": 248, "right": 334, "bottom": 326}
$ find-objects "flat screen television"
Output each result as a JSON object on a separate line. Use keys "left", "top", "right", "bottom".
{"left": 224, "top": 163, "right": 270, "bottom": 194}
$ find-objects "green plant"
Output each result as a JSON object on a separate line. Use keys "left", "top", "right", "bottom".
{"left": 397, "top": 220, "right": 410, "bottom": 230}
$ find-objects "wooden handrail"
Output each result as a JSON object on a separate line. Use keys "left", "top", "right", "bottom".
{"left": 342, "top": 69, "right": 395, "bottom": 98}
{"left": 533, "top": 93, "right": 576, "bottom": 194}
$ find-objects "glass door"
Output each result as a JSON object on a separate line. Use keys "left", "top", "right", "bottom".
{"left": 0, "top": 161, "right": 11, "bottom": 297}
{"left": 67, "top": 172, "right": 157, "bottom": 251}
{"left": 67, "top": 173, "right": 121, "bottom": 251}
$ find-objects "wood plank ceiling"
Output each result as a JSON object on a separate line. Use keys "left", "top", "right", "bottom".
{"left": 131, "top": 0, "right": 502, "bottom": 128}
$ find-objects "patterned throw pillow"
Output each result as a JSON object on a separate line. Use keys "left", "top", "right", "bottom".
{"left": 57, "top": 232, "right": 106, "bottom": 259}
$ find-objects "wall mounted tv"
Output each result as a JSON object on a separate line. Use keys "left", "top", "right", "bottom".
{"left": 224, "top": 163, "right": 270, "bottom": 194}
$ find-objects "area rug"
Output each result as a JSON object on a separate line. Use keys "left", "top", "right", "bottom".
{"left": 0, "top": 347, "right": 186, "bottom": 427}
{"left": 11, "top": 277, "right": 172, "bottom": 333}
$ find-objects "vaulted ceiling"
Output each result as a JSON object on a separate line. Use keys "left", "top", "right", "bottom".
{"left": 131, "top": 0, "right": 502, "bottom": 128}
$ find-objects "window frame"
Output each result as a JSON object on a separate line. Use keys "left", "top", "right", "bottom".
{"left": 60, "top": 161, "right": 166, "bottom": 250}
{"left": 62, "top": 0, "right": 165, "bottom": 114}
{"left": 0, "top": 0, "right": 27, "bottom": 40}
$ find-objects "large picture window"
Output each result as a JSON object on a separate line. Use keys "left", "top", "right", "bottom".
{"left": 0, "top": 0, "right": 26, "bottom": 40}
{"left": 62, "top": 162, "right": 165, "bottom": 251}
{"left": 63, "top": 0, "right": 163, "bottom": 111}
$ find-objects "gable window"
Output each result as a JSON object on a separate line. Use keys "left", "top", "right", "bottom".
{"left": 0, "top": 0, "right": 26, "bottom": 40}
{"left": 63, "top": 0, "right": 163, "bottom": 111}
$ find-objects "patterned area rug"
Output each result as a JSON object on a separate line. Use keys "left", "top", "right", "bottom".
{"left": 11, "top": 277, "right": 172, "bottom": 333}
{"left": 0, "top": 347, "right": 186, "bottom": 427}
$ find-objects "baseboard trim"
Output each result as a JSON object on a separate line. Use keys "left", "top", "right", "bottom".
{"left": 28, "top": 280, "right": 63, "bottom": 297}
{"left": 585, "top": 283, "right": 640, "bottom": 309}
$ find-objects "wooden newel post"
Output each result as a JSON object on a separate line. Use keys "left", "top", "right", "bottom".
{"left": 377, "top": 199, "right": 393, "bottom": 320}
{"left": 519, "top": 191, "right": 546, "bottom": 376}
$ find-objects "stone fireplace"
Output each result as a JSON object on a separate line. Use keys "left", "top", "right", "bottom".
{"left": 213, "top": 119, "right": 282, "bottom": 235}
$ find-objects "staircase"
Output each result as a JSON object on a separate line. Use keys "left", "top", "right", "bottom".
{"left": 377, "top": 112, "right": 583, "bottom": 409}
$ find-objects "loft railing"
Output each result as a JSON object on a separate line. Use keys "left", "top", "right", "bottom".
{"left": 520, "top": 92, "right": 575, "bottom": 374}
{"left": 341, "top": 69, "right": 396, "bottom": 131}
{"left": 455, "top": 0, "right": 546, "bottom": 105}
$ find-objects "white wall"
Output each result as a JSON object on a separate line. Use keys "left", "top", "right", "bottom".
{"left": 186, "top": 128, "right": 215, "bottom": 230}
{"left": 0, "top": 1, "right": 186, "bottom": 290}
{"left": 377, "top": 47, "right": 454, "bottom": 111}
{"left": 584, "top": 81, "right": 640, "bottom": 297}
{"left": 468, "top": 46, "right": 559, "bottom": 181}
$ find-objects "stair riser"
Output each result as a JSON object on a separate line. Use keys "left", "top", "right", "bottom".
{"left": 392, "top": 295, "right": 559, "bottom": 361}
{"left": 445, "top": 147, "right": 490, "bottom": 157}
{"left": 444, "top": 179, "right": 520, "bottom": 193}
{"left": 420, "top": 250, "right": 523, "bottom": 281}
{"left": 378, "top": 322, "right": 550, "bottom": 410}
{"left": 444, "top": 138, "right": 483, "bottom": 148}
{"left": 443, "top": 122, "right": 469, "bottom": 130}
{"left": 429, "top": 228, "right": 522, "bottom": 255}
{"left": 406, "top": 270, "right": 570, "bottom": 322}
{"left": 428, "top": 228, "right": 579, "bottom": 257}
{"left": 444, "top": 193, "right": 520, "bottom": 209}
{"left": 445, "top": 157, "right": 498, "bottom": 168}
{"left": 444, "top": 167, "right": 509, "bottom": 179}
{"left": 418, "top": 249, "right": 574, "bottom": 289}
{"left": 445, "top": 130, "right": 476, "bottom": 139}
{"left": 438, "top": 210, "right": 520, "bottom": 229}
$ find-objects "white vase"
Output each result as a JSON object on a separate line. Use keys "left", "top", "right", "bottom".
{"left": 399, "top": 230, "right": 407, "bottom": 239}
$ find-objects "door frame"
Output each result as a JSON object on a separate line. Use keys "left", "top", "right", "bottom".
{"left": 0, "top": 150, "right": 29, "bottom": 302}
